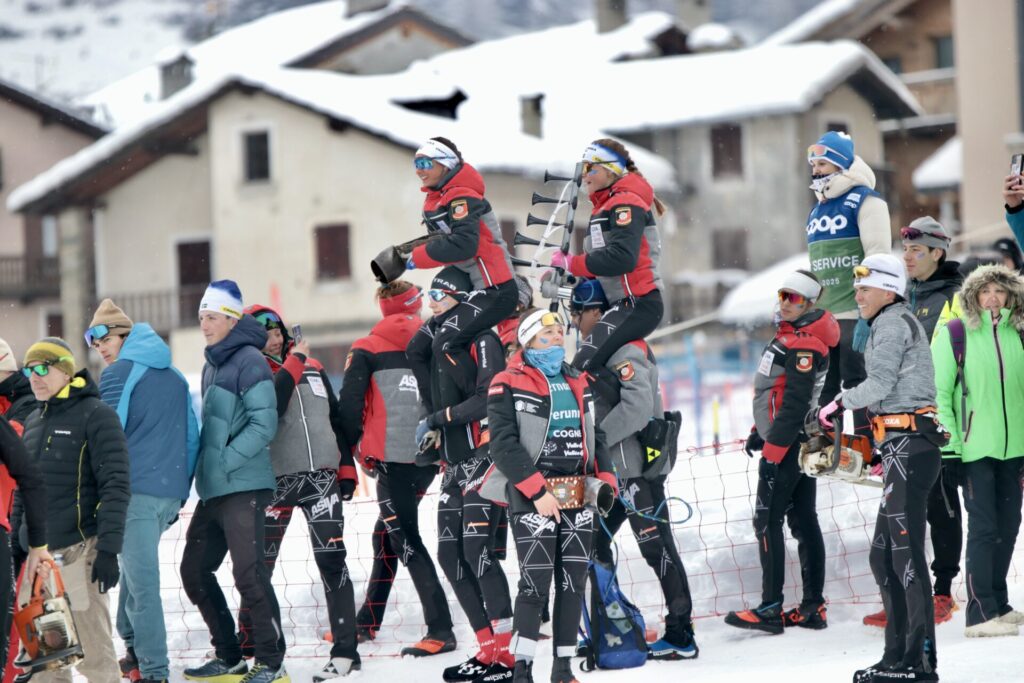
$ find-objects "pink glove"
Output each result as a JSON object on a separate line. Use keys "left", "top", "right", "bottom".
{"left": 870, "top": 462, "right": 883, "bottom": 477}
{"left": 818, "top": 399, "right": 841, "bottom": 430}
{"left": 550, "top": 250, "right": 571, "bottom": 273}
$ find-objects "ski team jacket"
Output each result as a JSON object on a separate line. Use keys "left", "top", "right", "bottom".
{"left": 569, "top": 173, "right": 663, "bottom": 303}
{"left": 98, "top": 323, "right": 199, "bottom": 502}
{"left": 0, "top": 372, "right": 36, "bottom": 533}
{"left": 0, "top": 418, "right": 45, "bottom": 544}
{"left": 932, "top": 267, "right": 1024, "bottom": 463}
{"left": 481, "top": 353, "right": 615, "bottom": 513}
{"left": 805, "top": 157, "right": 891, "bottom": 318}
{"left": 840, "top": 303, "right": 937, "bottom": 423}
{"left": 246, "top": 306, "right": 356, "bottom": 483}
{"left": 21, "top": 370, "right": 130, "bottom": 554}
{"left": 908, "top": 261, "right": 963, "bottom": 340}
{"left": 427, "top": 324, "right": 505, "bottom": 466}
{"left": 497, "top": 317, "right": 518, "bottom": 358}
{"left": 196, "top": 315, "right": 278, "bottom": 501}
{"left": 752, "top": 309, "right": 840, "bottom": 462}
{"left": 338, "top": 312, "right": 425, "bottom": 467}
{"left": 410, "top": 162, "right": 514, "bottom": 291}
{"left": 590, "top": 340, "right": 666, "bottom": 481}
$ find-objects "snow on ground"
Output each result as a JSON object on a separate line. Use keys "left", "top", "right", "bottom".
{"left": 110, "top": 364, "right": 1021, "bottom": 683}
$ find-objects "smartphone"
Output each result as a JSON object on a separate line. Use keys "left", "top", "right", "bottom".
{"left": 1011, "top": 153, "right": 1023, "bottom": 178}
{"left": 291, "top": 324, "right": 303, "bottom": 342}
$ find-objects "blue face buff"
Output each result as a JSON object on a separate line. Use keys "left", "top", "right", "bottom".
{"left": 525, "top": 346, "right": 565, "bottom": 376}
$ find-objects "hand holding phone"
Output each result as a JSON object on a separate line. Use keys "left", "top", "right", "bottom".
{"left": 1011, "top": 154, "right": 1023, "bottom": 179}
{"left": 291, "top": 324, "right": 303, "bottom": 342}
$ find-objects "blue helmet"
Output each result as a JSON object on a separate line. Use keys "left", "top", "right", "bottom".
{"left": 570, "top": 278, "right": 608, "bottom": 312}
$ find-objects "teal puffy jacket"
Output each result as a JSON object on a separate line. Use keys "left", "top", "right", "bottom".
{"left": 196, "top": 315, "right": 278, "bottom": 500}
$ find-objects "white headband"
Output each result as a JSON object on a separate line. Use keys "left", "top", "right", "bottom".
{"left": 779, "top": 271, "right": 822, "bottom": 302}
{"left": 581, "top": 142, "right": 626, "bottom": 176}
{"left": 415, "top": 139, "right": 459, "bottom": 169}
{"left": 517, "top": 309, "right": 564, "bottom": 347}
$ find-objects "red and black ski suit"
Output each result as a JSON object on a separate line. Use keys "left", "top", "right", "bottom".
{"left": 569, "top": 173, "right": 664, "bottom": 371}
{"left": 337, "top": 312, "right": 453, "bottom": 637}
{"left": 750, "top": 307, "right": 839, "bottom": 610}
{"left": 409, "top": 162, "right": 518, "bottom": 357}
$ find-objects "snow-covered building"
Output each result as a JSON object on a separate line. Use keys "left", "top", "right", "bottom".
{"left": 762, "top": 0, "right": 957, "bottom": 232}
{"left": 79, "top": 0, "right": 474, "bottom": 129}
{"left": 6, "top": 68, "right": 676, "bottom": 372}
{"left": 0, "top": 77, "right": 106, "bottom": 356}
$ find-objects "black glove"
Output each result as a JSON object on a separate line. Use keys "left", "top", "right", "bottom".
{"left": 940, "top": 455, "right": 960, "bottom": 486}
{"left": 91, "top": 549, "right": 120, "bottom": 594}
{"left": 744, "top": 428, "right": 764, "bottom": 458}
{"left": 338, "top": 478, "right": 356, "bottom": 501}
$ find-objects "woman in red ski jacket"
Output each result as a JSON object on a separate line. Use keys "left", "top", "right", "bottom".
{"left": 552, "top": 138, "right": 665, "bottom": 372}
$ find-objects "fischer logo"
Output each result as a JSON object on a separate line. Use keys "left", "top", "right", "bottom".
{"left": 398, "top": 374, "right": 419, "bottom": 392}
{"left": 806, "top": 214, "right": 849, "bottom": 236}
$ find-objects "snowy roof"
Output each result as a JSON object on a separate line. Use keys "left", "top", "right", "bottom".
{"left": 0, "top": 77, "right": 106, "bottom": 139}
{"left": 686, "top": 22, "right": 743, "bottom": 51}
{"left": 912, "top": 136, "right": 961, "bottom": 193}
{"left": 718, "top": 253, "right": 811, "bottom": 325}
{"left": 760, "top": 0, "right": 869, "bottom": 46}
{"left": 536, "top": 40, "right": 920, "bottom": 136}
{"left": 78, "top": 1, "right": 468, "bottom": 128}
{"left": 7, "top": 68, "right": 676, "bottom": 213}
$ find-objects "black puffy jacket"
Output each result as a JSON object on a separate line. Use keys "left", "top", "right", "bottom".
{"left": 21, "top": 370, "right": 130, "bottom": 554}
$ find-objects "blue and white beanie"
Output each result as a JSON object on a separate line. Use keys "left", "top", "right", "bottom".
{"left": 199, "top": 279, "right": 244, "bottom": 319}
{"left": 582, "top": 141, "right": 628, "bottom": 176}
{"left": 808, "top": 131, "right": 854, "bottom": 170}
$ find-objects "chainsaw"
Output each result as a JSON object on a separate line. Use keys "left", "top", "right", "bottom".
{"left": 13, "top": 560, "right": 85, "bottom": 674}
{"left": 799, "top": 411, "right": 880, "bottom": 488}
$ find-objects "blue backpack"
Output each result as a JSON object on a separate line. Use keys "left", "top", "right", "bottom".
{"left": 579, "top": 560, "right": 648, "bottom": 671}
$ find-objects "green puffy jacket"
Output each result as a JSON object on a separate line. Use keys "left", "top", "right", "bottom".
{"left": 932, "top": 306, "right": 1024, "bottom": 462}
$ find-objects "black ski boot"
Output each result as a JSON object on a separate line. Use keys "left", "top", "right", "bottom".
{"left": 783, "top": 603, "right": 828, "bottom": 630}
{"left": 511, "top": 660, "right": 533, "bottom": 683}
{"left": 724, "top": 602, "right": 784, "bottom": 635}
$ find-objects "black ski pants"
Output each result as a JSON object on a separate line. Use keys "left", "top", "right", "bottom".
{"left": 237, "top": 470, "right": 356, "bottom": 659}
{"left": 431, "top": 280, "right": 518, "bottom": 356}
{"left": 926, "top": 461, "right": 963, "bottom": 597}
{"left": 356, "top": 462, "right": 452, "bottom": 635}
{"left": 181, "top": 490, "right": 284, "bottom": 669}
{"left": 509, "top": 508, "right": 594, "bottom": 662}
{"left": 572, "top": 289, "right": 663, "bottom": 372}
{"left": 0, "top": 527, "right": 12, "bottom": 673}
{"left": 437, "top": 458, "right": 512, "bottom": 633}
{"left": 961, "top": 456, "right": 1024, "bottom": 626}
{"left": 593, "top": 476, "right": 693, "bottom": 633}
{"left": 753, "top": 446, "right": 826, "bottom": 608}
{"left": 869, "top": 434, "right": 939, "bottom": 673}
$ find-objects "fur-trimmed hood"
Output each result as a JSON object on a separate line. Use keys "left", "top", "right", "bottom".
{"left": 960, "top": 264, "right": 1024, "bottom": 331}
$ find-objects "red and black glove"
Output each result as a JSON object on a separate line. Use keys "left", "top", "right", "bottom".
{"left": 762, "top": 442, "right": 789, "bottom": 465}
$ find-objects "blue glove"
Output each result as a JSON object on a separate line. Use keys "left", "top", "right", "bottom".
{"left": 415, "top": 418, "right": 430, "bottom": 444}
{"left": 851, "top": 317, "right": 870, "bottom": 353}
{"left": 406, "top": 257, "right": 416, "bottom": 271}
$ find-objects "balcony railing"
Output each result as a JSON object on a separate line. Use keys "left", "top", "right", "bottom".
{"left": 0, "top": 256, "right": 60, "bottom": 300}
{"left": 97, "top": 285, "right": 206, "bottom": 334}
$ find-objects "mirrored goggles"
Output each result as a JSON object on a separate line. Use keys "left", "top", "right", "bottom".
{"left": 21, "top": 358, "right": 68, "bottom": 378}
{"left": 777, "top": 290, "right": 809, "bottom": 306}
{"left": 414, "top": 157, "right": 437, "bottom": 170}
{"left": 84, "top": 323, "right": 126, "bottom": 346}
{"left": 807, "top": 143, "right": 849, "bottom": 163}
{"left": 853, "top": 264, "right": 898, "bottom": 279}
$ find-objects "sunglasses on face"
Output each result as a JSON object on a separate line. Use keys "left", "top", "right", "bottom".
{"left": 582, "top": 161, "right": 616, "bottom": 175}
{"left": 253, "top": 311, "right": 282, "bottom": 330}
{"left": 414, "top": 157, "right": 437, "bottom": 170}
{"left": 899, "top": 226, "right": 949, "bottom": 242}
{"left": 807, "top": 144, "right": 849, "bottom": 162}
{"left": 778, "top": 290, "right": 809, "bottom": 306}
{"left": 84, "top": 323, "right": 126, "bottom": 346}
{"left": 427, "top": 289, "right": 453, "bottom": 302}
{"left": 21, "top": 359, "right": 66, "bottom": 378}
{"left": 853, "top": 265, "right": 898, "bottom": 279}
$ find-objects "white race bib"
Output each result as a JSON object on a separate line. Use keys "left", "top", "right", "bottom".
{"left": 757, "top": 351, "right": 775, "bottom": 377}
{"left": 306, "top": 374, "right": 328, "bottom": 398}
{"left": 589, "top": 222, "right": 606, "bottom": 249}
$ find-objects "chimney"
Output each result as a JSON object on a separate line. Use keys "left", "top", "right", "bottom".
{"left": 345, "top": 0, "right": 389, "bottom": 18}
{"left": 160, "top": 53, "right": 194, "bottom": 100}
{"left": 520, "top": 95, "right": 543, "bottom": 138}
{"left": 676, "top": 0, "right": 711, "bottom": 29}
{"left": 595, "top": 0, "right": 628, "bottom": 34}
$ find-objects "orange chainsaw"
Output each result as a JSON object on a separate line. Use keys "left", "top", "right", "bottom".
{"left": 13, "top": 560, "right": 84, "bottom": 674}
{"left": 799, "top": 411, "right": 880, "bottom": 488}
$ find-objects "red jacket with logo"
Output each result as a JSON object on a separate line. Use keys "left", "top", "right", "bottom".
{"left": 569, "top": 173, "right": 663, "bottom": 302}
{"left": 752, "top": 309, "right": 840, "bottom": 462}
{"left": 410, "top": 162, "right": 514, "bottom": 290}
{"left": 338, "top": 313, "right": 425, "bottom": 467}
